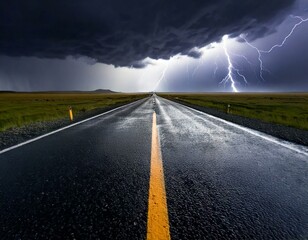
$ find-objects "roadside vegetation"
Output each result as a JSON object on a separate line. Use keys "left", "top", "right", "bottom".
{"left": 160, "top": 93, "right": 308, "bottom": 131}
{"left": 0, "top": 93, "right": 147, "bottom": 131}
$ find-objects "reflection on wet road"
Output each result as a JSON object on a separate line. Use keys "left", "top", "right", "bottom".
{"left": 0, "top": 95, "right": 307, "bottom": 239}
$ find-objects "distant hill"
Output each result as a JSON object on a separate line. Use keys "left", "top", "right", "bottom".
{"left": 0, "top": 91, "right": 16, "bottom": 93}
{"left": 93, "top": 89, "right": 116, "bottom": 93}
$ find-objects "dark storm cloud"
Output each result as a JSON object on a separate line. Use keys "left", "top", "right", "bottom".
{"left": 185, "top": 48, "right": 203, "bottom": 59}
{"left": 0, "top": 0, "right": 296, "bottom": 67}
{"left": 130, "top": 60, "right": 149, "bottom": 69}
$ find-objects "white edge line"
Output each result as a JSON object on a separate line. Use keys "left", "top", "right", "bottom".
{"left": 162, "top": 97, "right": 308, "bottom": 157}
{"left": 0, "top": 98, "right": 148, "bottom": 155}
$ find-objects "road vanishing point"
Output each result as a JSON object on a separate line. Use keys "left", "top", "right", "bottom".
{"left": 0, "top": 95, "right": 307, "bottom": 239}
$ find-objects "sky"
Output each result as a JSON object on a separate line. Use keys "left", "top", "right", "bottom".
{"left": 0, "top": 0, "right": 308, "bottom": 92}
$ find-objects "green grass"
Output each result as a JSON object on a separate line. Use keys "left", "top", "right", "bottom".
{"left": 0, "top": 93, "right": 147, "bottom": 131}
{"left": 160, "top": 93, "right": 308, "bottom": 131}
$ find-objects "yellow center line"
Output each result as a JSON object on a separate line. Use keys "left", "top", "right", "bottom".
{"left": 147, "top": 112, "right": 171, "bottom": 240}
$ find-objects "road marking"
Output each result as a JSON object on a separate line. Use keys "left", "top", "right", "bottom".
{"left": 161, "top": 97, "right": 308, "bottom": 157}
{"left": 147, "top": 112, "right": 170, "bottom": 240}
{"left": 0, "top": 98, "right": 147, "bottom": 155}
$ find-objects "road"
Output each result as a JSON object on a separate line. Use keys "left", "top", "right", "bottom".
{"left": 0, "top": 95, "right": 307, "bottom": 239}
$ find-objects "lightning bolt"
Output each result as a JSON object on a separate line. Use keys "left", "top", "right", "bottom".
{"left": 230, "top": 52, "right": 254, "bottom": 68}
{"left": 241, "top": 15, "right": 308, "bottom": 81}
{"left": 230, "top": 52, "right": 267, "bottom": 82}
{"left": 153, "top": 61, "right": 169, "bottom": 91}
{"left": 261, "top": 15, "right": 308, "bottom": 53}
{"left": 235, "top": 69, "right": 248, "bottom": 84}
{"left": 239, "top": 36, "right": 266, "bottom": 81}
{"left": 221, "top": 35, "right": 239, "bottom": 92}
{"left": 151, "top": 15, "right": 307, "bottom": 93}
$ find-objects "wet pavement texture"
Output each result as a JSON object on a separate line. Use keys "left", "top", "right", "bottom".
{"left": 156, "top": 96, "right": 308, "bottom": 240}
{"left": 0, "top": 96, "right": 307, "bottom": 239}
{"left": 0, "top": 98, "right": 152, "bottom": 239}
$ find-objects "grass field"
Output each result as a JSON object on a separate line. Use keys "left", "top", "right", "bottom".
{"left": 160, "top": 93, "right": 308, "bottom": 131}
{"left": 0, "top": 93, "right": 147, "bottom": 131}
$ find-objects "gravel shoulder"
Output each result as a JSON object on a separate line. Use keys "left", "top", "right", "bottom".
{"left": 0, "top": 99, "right": 147, "bottom": 151}
{"left": 170, "top": 98, "right": 308, "bottom": 146}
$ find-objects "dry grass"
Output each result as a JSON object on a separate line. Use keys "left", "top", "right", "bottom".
{"left": 0, "top": 92, "right": 147, "bottom": 131}
{"left": 160, "top": 93, "right": 308, "bottom": 130}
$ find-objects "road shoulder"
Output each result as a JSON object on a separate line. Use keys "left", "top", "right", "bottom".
{"left": 167, "top": 98, "right": 308, "bottom": 146}
{"left": 0, "top": 98, "right": 148, "bottom": 151}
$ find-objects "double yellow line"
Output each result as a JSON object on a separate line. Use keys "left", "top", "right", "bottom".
{"left": 147, "top": 112, "right": 171, "bottom": 240}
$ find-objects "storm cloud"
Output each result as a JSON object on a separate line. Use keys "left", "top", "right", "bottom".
{"left": 0, "top": 0, "right": 296, "bottom": 67}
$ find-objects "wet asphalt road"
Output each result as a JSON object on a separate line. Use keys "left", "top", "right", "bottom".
{"left": 0, "top": 96, "right": 307, "bottom": 239}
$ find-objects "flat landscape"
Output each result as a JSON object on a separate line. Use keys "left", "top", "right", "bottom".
{"left": 1, "top": 1, "right": 308, "bottom": 239}
{"left": 0, "top": 92, "right": 147, "bottom": 131}
{"left": 161, "top": 93, "right": 308, "bottom": 130}
{"left": 0, "top": 96, "right": 307, "bottom": 239}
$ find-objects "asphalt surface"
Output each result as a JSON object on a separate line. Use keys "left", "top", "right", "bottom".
{"left": 0, "top": 96, "right": 307, "bottom": 239}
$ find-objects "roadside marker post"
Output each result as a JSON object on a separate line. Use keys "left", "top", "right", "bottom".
{"left": 69, "top": 106, "right": 74, "bottom": 121}
{"left": 227, "top": 104, "right": 231, "bottom": 114}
